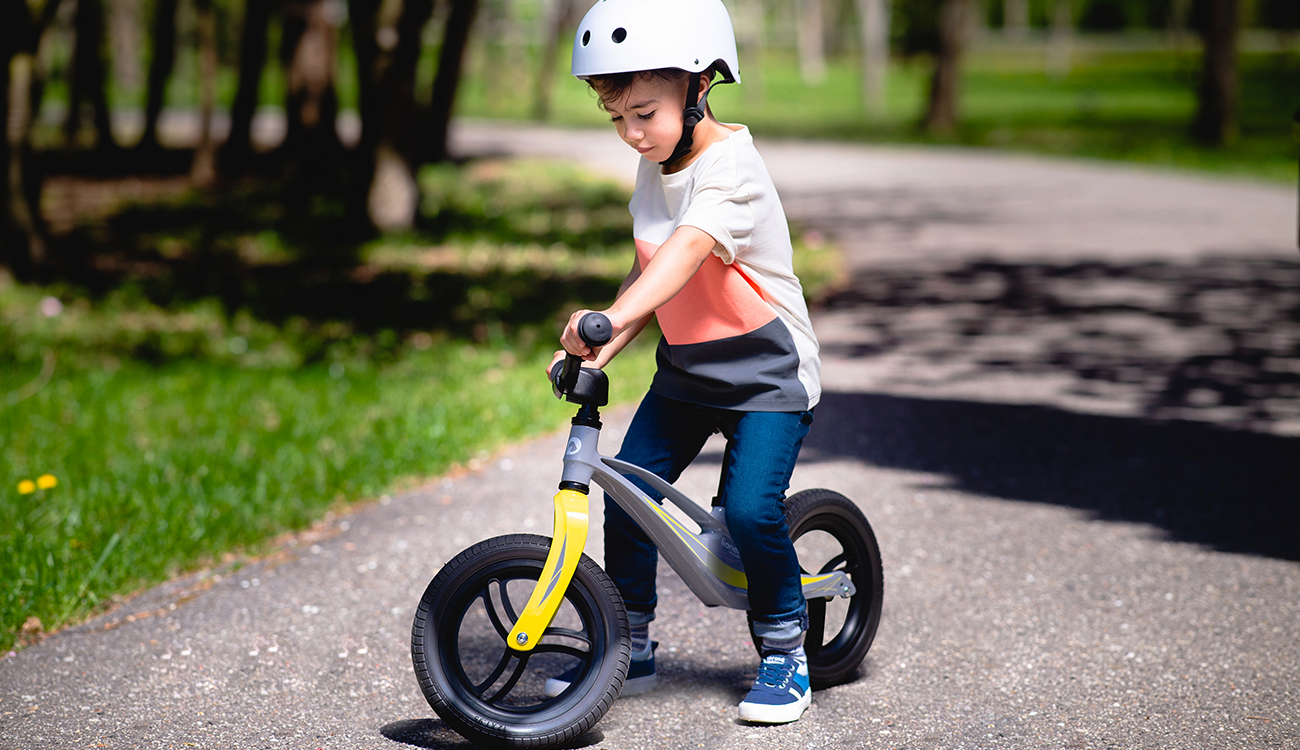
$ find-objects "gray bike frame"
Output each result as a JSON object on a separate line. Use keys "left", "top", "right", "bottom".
{"left": 558, "top": 423, "right": 856, "bottom": 610}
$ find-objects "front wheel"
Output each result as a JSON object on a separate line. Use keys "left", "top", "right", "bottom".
{"left": 784, "top": 489, "right": 884, "bottom": 688}
{"left": 411, "top": 534, "right": 630, "bottom": 748}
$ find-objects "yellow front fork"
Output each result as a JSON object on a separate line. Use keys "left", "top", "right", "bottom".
{"left": 507, "top": 488, "right": 590, "bottom": 652}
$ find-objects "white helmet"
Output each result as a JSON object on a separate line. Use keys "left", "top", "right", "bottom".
{"left": 571, "top": 0, "right": 741, "bottom": 84}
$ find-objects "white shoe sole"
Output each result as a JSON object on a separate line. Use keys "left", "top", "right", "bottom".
{"left": 737, "top": 689, "right": 811, "bottom": 724}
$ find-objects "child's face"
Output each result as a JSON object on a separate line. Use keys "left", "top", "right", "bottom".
{"left": 599, "top": 75, "right": 689, "bottom": 164}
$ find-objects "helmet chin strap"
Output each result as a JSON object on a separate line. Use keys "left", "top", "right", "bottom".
{"left": 661, "top": 74, "right": 716, "bottom": 168}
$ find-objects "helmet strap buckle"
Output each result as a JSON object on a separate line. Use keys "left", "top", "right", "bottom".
{"left": 661, "top": 73, "right": 716, "bottom": 168}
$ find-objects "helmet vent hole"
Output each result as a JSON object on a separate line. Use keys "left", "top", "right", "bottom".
{"left": 582, "top": 30, "right": 591, "bottom": 46}
{"left": 611, "top": 27, "right": 627, "bottom": 43}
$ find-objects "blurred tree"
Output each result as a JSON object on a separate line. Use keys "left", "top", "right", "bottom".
{"left": 479, "top": 0, "right": 519, "bottom": 111}
{"left": 798, "top": 0, "right": 827, "bottom": 84}
{"left": 926, "top": 0, "right": 971, "bottom": 134}
{"left": 280, "top": 0, "right": 344, "bottom": 169}
{"left": 65, "top": 0, "right": 117, "bottom": 150}
{"left": 1079, "top": 0, "right": 1130, "bottom": 29}
{"left": 3, "top": 0, "right": 61, "bottom": 275}
{"left": 1046, "top": 0, "right": 1074, "bottom": 78}
{"left": 856, "top": 0, "right": 890, "bottom": 116}
{"left": 223, "top": 0, "right": 277, "bottom": 168}
{"left": 733, "top": 0, "right": 767, "bottom": 104}
{"left": 1192, "top": 0, "right": 1239, "bottom": 145}
{"left": 138, "top": 0, "right": 180, "bottom": 151}
{"left": 424, "top": 0, "right": 479, "bottom": 162}
{"left": 192, "top": 0, "right": 219, "bottom": 183}
{"left": 109, "top": 0, "right": 143, "bottom": 97}
{"left": 532, "top": 0, "right": 577, "bottom": 120}
{"left": 1259, "top": 0, "right": 1299, "bottom": 34}
{"left": 896, "top": 0, "right": 971, "bottom": 133}
{"left": 350, "top": 0, "right": 431, "bottom": 231}
{"left": 1004, "top": 0, "right": 1029, "bottom": 34}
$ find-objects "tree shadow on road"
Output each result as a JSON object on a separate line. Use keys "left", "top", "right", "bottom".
{"left": 819, "top": 255, "right": 1300, "bottom": 431}
{"left": 799, "top": 254, "right": 1300, "bottom": 561}
{"left": 802, "top": 392, "right": 1300, "bottom": 561}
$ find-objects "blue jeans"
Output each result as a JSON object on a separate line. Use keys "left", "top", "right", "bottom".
{"left": 604, "top": 390, "right": 813, "bottom": 641}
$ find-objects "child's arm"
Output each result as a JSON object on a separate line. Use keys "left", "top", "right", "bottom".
{"left": 562, "top": 225, "right": 717, "bottom": 360}
{"left": 547, "top": 256, "right": 652, "bottom": 374}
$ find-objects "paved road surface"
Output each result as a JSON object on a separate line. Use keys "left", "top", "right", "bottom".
{"left": 3, "top": 122, "right": 1298, "bottom": 750}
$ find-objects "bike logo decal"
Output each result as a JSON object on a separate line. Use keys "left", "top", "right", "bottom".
{"left": 566, "top": 438, "right": 582, "bottom": 456}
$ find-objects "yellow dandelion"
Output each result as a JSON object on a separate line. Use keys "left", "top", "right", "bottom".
{"left": 36, "top": 474, "right": 58, "bottom": 490}
{"left": 17, "top": 479, "right": 36, "bottom": 495}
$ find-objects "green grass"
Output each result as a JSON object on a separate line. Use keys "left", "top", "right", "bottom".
{"left": 457, "top": 42, "right": 1300, "bottom": 183}
{"left": 0, "top": 289, "right": 655, "bottom": 652}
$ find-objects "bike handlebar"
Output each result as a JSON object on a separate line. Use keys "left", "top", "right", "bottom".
{"left": 578, "top": 312, "right": 612, "bottom": 348}
{"left": 552, "top": 312, "right": 613, "bottom": 400}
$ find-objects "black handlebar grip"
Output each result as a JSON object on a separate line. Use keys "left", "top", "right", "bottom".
{"left": 579, "top": 313, "right": 613, "bottom": 348}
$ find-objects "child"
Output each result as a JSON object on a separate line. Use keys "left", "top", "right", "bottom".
{"left": 547, "top": 0, "right": 821, "bottom": 725}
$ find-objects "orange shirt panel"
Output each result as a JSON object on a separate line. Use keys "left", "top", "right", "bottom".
{"left": 636, "top": 239, "right": 777, "bottom": 347}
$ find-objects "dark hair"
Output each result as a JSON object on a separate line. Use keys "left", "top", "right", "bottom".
{"left": 588, "top": 66, "right": 716, "bottom": 111}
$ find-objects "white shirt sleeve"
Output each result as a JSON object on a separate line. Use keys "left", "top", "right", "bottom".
{"left": 678, "top": 154, "right": 754, "bottom": 265}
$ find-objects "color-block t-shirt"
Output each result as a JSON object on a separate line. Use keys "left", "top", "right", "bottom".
{"left": 630, "top": 125, "right": 820, "bottom": 412}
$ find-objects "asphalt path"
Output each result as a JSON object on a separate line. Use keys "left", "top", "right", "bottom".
{"left": 3, "top": 122, "right": 1298, "bottom": 750}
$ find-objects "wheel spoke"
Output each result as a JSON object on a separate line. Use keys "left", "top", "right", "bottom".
{"left": 485, "top": 652, "right": 532, "bottom": 705}
{"left": 473, "top": 647, "right": 518, "bottom": 696}
{"left": 480, "top": 581, "right": 513, "bottom": 640}
{"left": 818, "top": 553, "right": 847, "bottom": 573}
{"left": 817, "top": 553, "right": 862, "bottom": 578}
{"left": 542, "top": 626, "right": 593, "bottom": 649}
{"left": 532, "top": 642, "right": 592, "bottom": 660}
{"left": 498, "top": 577, "right": 522, "bottom": 623}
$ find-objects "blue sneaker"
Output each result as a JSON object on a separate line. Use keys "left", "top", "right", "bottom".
{"left": 737, "top": 652, "right": 812, "bottom": 724}
{"left": 543, "top": 641, "right": 657, "bottom": 698}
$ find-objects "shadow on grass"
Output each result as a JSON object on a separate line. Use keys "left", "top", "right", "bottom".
{"left": 798, "top": 255, "right": 1300, "bottom": 561}
{"left": 27, "top": 166, "right": 629, "bottom": 351}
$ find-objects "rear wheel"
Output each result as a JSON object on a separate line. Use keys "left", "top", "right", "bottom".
{"left": 783, "top": 489, "right": 884, "bottom": 688}
{"left": 412, "top": 534, "right": 630, "bottom": 748}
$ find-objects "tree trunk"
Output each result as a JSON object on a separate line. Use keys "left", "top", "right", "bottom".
{"left": 1192, "top": 0, "right": 1239, "bottom": 146}
{"left": 282, "top": 0, "right": 342, "bottom": 155}
{"left": 480, "top": 0, "right": 517, "bottom": 111}
{"left": 532, "top": 0, "right": 575, "bottom": 120}
{"left": 109, "top": 0, "right": 143, "bottom": 95}
{"left": 1003, "top": 0, "right": 1028, "bottom": 36}
{"left": 1046, "top": 0, "right": 1072, "bottom": 79}
{"left": 139, "top": 0, "right": 179, "bottom": 150}
{"left": 191, "top": 0, "right": 218, "bottom": 184}
{"left": 65, "top": 0, "right": 117, "bottom": 151}
{"left": 1168, "top": 0, "right": 1192, "bottom": 46}
{"left": 797, "top": 0, "right": 826, "bottom": 85}
{"left": 925, "top": 0, "right": 970, "bottom": 134}
{"left": 3, "top": 2, "right": 45, "bottom": 274}
{"left": 224, "top": 0, "right": 276, "bottom": 167}
{"left": 426, "top": 0, "right": 479, "bottom": 163}
{"left": 856, "top": 0, "right": 889, "bottom": 117}
{"left": 353, "top": 0, "right": 434, "bottom": 232}
{"left": 734, "top": 0, "right": 766, "bottom": 104}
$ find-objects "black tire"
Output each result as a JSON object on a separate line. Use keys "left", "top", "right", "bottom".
{"left": 412, "top": 534, "right": 630, "bottom": 748}
{"left": 781, "top": 489, "right": 884, "bottom": 689}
